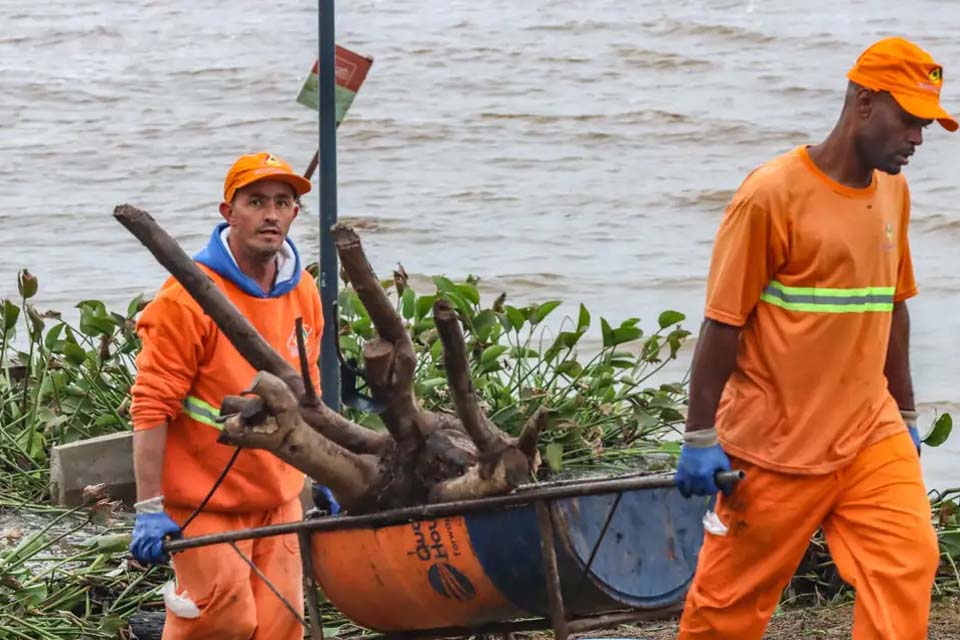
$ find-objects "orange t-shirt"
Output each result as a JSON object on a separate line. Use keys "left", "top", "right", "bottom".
{"left": 705, "top": 145, "right": 916, "bottom": 474}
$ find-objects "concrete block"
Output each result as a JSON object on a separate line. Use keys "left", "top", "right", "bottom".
{"left": 50, "top": 430, "right": 317, "bottom": 513}
{"left": 50, "top": 431, "right": 136, "bottom": 507}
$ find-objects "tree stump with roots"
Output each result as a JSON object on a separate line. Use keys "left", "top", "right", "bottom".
{"left": 114, "top": 205, "right": 547, "bottom": 514}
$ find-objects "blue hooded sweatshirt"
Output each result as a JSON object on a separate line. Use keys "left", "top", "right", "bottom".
{"left": 193, "top": 222, "right": 302, "bottom": 298}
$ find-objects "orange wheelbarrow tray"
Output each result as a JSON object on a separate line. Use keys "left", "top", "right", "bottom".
{"left": 164, "top": 470, "right": 743, "bottom": 640}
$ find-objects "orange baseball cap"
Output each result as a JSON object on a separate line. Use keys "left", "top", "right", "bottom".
{"left": 223, "top": 151, "right": 313, "bottom": 202}
{"left": 847, "top": 37, "right": 956, "bottom": 132}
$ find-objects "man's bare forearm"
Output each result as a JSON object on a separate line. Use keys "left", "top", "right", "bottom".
{"left": 133, "top": 424, "right": 167, "bottom": 502}
{"left": 685, "top": 318, "right": 742, "bottom": 431}
{"left": 884, "top": 301, "right": 915, "bottom": 411}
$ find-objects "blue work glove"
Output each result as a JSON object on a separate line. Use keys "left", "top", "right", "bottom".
{"left": 902, "top": 409, "right": 922, "bottom": 456}
{"left": 675, "top": 428, "right": 732, "bottom": 498}
{"left": 312, "top": 483, "right": 341, "bottom": 515}
{"left": 907, "top": 425, "right": 921, "bottom": 454}
{"left": 129, "top": 497, "right": 181, "bottom": 565}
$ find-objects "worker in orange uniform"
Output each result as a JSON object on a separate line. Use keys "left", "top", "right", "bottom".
{"left": 675, "top": 37, "right": 955, "bottom": 640}
{"left": 128, "top": 151, "right": 325, "bottom": 639}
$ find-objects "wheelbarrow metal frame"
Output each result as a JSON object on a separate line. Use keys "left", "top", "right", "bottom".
{"left": 164, "top": 471, "right": 743, "bottom": 640}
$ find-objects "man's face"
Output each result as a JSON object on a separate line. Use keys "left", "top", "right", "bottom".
{"left": 858, "top": 90, "right": 932, "bottom": 175}
{"left": 219, "top": 179, "right": 299, "bottom": 258}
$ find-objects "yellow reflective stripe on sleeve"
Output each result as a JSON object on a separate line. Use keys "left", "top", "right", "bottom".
{"left": 761, "top": 280, "right": 895, "bottom": 313}
{"left": 183, "top": 395, "right": 222, "bottom": 430}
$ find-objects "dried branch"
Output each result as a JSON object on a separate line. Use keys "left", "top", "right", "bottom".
{"left": 433, "top": 298, "right": 507, "bottom": 454}
{"left": 113, "top": 204, "right": 389, "bottom": 456}
{"left": 332, "top": 224, "right": 406, "bottom": 344}
{"left": 218, "top": 371, "right": 382, "bottom": 511}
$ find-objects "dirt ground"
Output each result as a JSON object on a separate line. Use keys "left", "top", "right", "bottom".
{"left": 560, "top": 595, "right": 960, "bottom": 639}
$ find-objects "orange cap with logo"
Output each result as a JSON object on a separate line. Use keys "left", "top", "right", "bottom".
{"left": 223, "top": 152, "right": 313, "bottom": 202}
{"left": 847, "top": 37, "right": 957, "bottom": 132}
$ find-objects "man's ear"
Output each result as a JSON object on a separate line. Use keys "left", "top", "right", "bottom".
{"left": 854, "top": 86, "right": 875, "bottom": 120}
{"left": 219, "top": 201, "right": 233, "bottom": 223}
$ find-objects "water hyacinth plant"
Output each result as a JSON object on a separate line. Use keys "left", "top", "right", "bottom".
{"left": 332, "top": 266, "right": 693, "bottom": 475}
{"left": 0, "top": 267, "right": 957, "bottom": 638}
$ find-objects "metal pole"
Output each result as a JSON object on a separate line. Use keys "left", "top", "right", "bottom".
{"left": 534, "top": 501, "right": 569, "bottom": 640}
{"left": 317, "top": 0, "right": 340, "bottom": 411}
{"left": 298, "top": 530, "right": 326, "bottom": 640}
{"left": 165, "top": 471, "right": 746, "bottom": 553}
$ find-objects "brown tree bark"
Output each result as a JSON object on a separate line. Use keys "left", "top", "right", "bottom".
{"left": 218, "top": 371, "right": 382, "bottom": 512}
{"left": 114, "top": 204, "right": 544, "bottom": 513}
{"left": 113, "top": 204, "right": 389, "bottom": 456}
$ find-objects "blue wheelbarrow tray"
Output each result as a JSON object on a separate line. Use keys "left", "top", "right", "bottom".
{"left": 308, "top": 477, "right": 711, "bottom": 633}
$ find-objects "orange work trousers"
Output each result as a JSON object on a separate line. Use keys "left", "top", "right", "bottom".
{"left": 679, "top": 431, "right": 940, "bottom": 640}
{"left": 162, "top": 497, "right": 304, "bottom": 640}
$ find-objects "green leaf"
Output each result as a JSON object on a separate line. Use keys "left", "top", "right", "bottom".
{"left": 127, "top": 293, "right": 147, "bottom": 317}
{"left": 481, "top": 360, "right": 503, "bottom": 374}
{"left": 545, "top": 330, "right": 585, "bottom": 362}
{"left": 99, "top": 616, "right": 128, "bottom": 634}
{"left": 473, "top": 309, "right": 498, "bottom": 342}
{"left": 351, "top": 317, "right": 373, "bottom": 338}
{"left": 87, "top": 533, "right": 132, "bottom": 554}
{"left": 94, "top": 414, "right": 120, "bottom": 427}
{"left": 76, "top": 299, "right": 108, "bottom": 315}
{"left": 63, "top": 342, "right": 88, "bottom": 366}
{"left": 610, "top": 356, "right": 636, "bottom": 369}
{"left": 667, "top": 328, "right": 692, "bottom": 358}
{"left": 44, "top": 323, "right": 65, "bottom": 351}
{"left": 577, "top": 303, "right": 591, "bottom": 332}
{"left": 415, "top": 295, "right": 437, "bottom": 321}
{"left": 533, "top": 300, "right": 562, "bottom": 324}
{"left": 25, "top": 304, "right": 44, "bottom": 339}
{"left": 658, "top": 440, "right": 682, "bottom": 455}
{"left": 480, "top": 345, "right": 509, "bottom": 366}
{"left": 2, "top": 299, "right": 20, "bottom": 332}
{"left": 81, "top": 315, "right": 115, "bottom": 337}
{"left": 416, "top": 377, "right": 448, "bottom": 396}
{"left": 443, "top": 291, "right": 474, "bottom": 323}
{"left": 633, "top": 409, "right": 661, "bottom": 430}
{"left": 355, "top": 412, "right": 387, "bottom": 432}
{"left": 601, "top": 317, "right": 613, "bottom": 348}
{"left": 338, "top": 290, "right": 366, "bottom": 319}
{"left": 643, "top": 335, "right": 662, "bottom": 361}
{"left": 939, "top": 530, "right": 960, "bottom": 558}
{"left": 504, "top": 306, "right": 525, "bottom": 332}
{"left": 556, "top": 360, "right": 583, "bottom": 378}
{"left": 432, "top": 276, "right": 457, "bottom": 294}
{"left": 401, "top": 288, "right": 416, "bottom": 320}
{"left": 610, "top": 326, "right": 642, "bottom": 346}
{"left": 15, "top": 583, "right": 47, "bottom": 607}
{"left": 923, "top": 413, "right": 953, "bottom": 447}
{"left": 78, "top": 302, "right": 116, "bottom": 337}
{"left": 658, "top": 310, "right": 686, "bottom": 329}
{"left": 413, "top": 318, "right": 436, "bottom": 335}
{"left": 545, "top": 443, "right": 564, "bottom": 472}
{"left": 510, "top": 347, "right": 539, "bottom": 358}
{"left": 339, "top": 335, "right": 360, "bottom": 359}
{"left": 17, "top": 268, "right": 38, "bottom": 299}
{"left": 455, "top": 283, "right": 480, "bottom": 305}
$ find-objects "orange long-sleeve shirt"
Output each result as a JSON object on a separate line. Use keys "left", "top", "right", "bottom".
{"left": 131, "top": 259, "right": 323, "bottom": 512}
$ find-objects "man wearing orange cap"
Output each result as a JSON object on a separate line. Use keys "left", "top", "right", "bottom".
{"left": 675, "top": 38, "right": 954, "bottom": 639}
{"left": 128, "top": 151, "right": 323, "bottom": 639}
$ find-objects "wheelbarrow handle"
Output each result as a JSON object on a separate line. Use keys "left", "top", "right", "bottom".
{"left": 715, "top": 469, "right": 746, "bottom": 495}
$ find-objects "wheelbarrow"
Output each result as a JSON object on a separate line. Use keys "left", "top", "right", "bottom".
{"left": 163, "top": 470, "right": 743, "bottom": 640}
